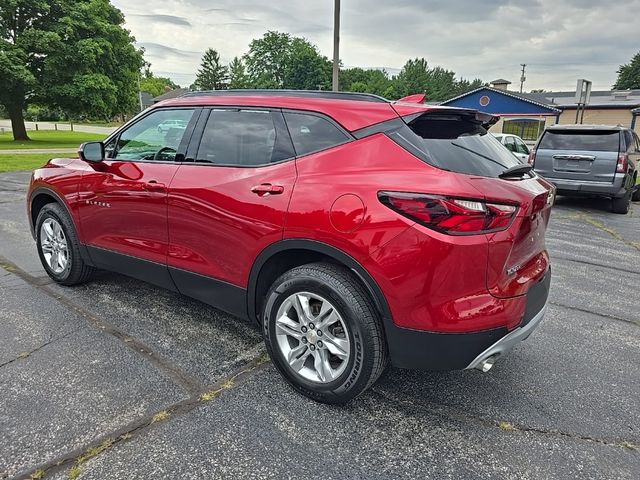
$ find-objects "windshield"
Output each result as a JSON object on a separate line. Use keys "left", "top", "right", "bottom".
{"left": 539, "top": 130, "right": 620, "bottom": 152}
{"left": 391, "top": 114, "right": 522, "bottom": 178}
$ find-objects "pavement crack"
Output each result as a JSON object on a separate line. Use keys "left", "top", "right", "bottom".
{"left": 576, "top": 213, "right": 640, "bottom": 252}
{"left": 371, "top": 389, "right": 638, "bottom": 452}
{"left": 549, "top": 301, "right": 640, "bottom": 327}
{"left": 0, "top": 328, "right": 81, "bottom": 368}
{"left": 0, "top": 254, "right": 205, "bottom": 397}
{"left": 551, "top": 254, "right": 640, "bottom": 276}
{"left": 14, "top": 355, "right": 271, "bottom": 480}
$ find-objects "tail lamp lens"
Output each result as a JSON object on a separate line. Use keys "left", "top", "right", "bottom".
{"left": 616, "top": 154, "right": 628, "bottom": 173}
{"left": 379, "top": 192, "right": 518, "bottom": 235}
{"left": 528, "top": 149, "right": 536, "bottom": 166}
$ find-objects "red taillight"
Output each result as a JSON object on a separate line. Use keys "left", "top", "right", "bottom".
{"left": 379, "top": 192, "right": 518, "bottom": 235}
{"left": 616, "top": 153, "right": 628, "bottom": 173}
{"left": 528, "top": 149, "right": 536, "bottom": 166}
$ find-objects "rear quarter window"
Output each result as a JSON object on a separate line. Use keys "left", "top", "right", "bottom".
{"left": 391, "top": 114, "right": 522, "bottom": 178}
{"left": 284, "top": 112, "right": 350, "bottom": 156}
{"left": 539, "top": 130, "right": 620, "bottom": 152}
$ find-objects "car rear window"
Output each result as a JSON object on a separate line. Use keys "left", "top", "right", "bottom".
{"left": 390, "top": 114, "right": 522, "bottom": 178}
{"left": 539, "top": 130, "right": 620, "bottom": 152}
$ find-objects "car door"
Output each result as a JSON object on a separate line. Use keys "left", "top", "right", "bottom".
{"left": 513, "top": 137, "right": 530, "bottom": 163}
{"left": 77, "top": 107, "right": 199, "bottom": 288}
{"left": 503, "top": 135, "right": 517, "bottom": 157}
{"left": 167, "top": 107, "right": 297, "bottom": 315}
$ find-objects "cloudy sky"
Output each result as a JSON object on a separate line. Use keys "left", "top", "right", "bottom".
{"left": 112, "top": 0, "right": 640, "bottom": 92}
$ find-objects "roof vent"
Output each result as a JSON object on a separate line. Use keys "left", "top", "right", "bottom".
{"left": 612, "top": 90, "right": 631, "bottom": 100}
{"left": 490, "top": 79, "right": 511, "bottom": 91}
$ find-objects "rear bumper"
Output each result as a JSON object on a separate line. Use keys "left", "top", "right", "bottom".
{"left": 387, "top": 269, "right": 551, "bottom": 370}
{"left": 545, "top": 176, "right": 626, "bottom": 198}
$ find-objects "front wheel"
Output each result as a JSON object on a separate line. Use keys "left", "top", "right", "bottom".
{"left": 262, "top": 263, "right": 387, "bottom": 404}
{"left": 35, "top": 203, "right": 95, "bottom": 285}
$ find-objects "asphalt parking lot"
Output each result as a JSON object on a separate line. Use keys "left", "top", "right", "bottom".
{"left": 1, "top": 170, "right": 638, "bottom": 480}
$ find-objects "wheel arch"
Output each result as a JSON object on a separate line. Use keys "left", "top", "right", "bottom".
{"left": 28, "top": 187, "right": 92, "bottom": 265}
{"left": 248, "top": 240, "right": 392, "bottom": 328}
{"left": 29, "top": 187, "right": 73, "bottom": 239}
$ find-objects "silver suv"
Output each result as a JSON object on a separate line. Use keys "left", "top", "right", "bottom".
{"left": 531, "top": 125, "right": 639, "bottom": 214}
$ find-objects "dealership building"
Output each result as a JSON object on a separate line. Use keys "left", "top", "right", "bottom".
{"left": 442, "top": 79, "right": 640, "bottom": 141}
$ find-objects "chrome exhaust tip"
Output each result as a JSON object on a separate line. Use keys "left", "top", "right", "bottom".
{"left": 477, "top": 355, "right": 497, "bottom": 373}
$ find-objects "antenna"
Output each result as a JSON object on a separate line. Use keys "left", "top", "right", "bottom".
{"left": 519, "top": 64, "right": 526, "bottom": 93}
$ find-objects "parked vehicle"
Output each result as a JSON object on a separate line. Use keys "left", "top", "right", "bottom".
{"left": 27, "top": 90, "right": 554, "bottom": 404}
{"left": 492, "top": 133, "right": 530, "bottom": 162}
{"left": 530, "top": 124, "right": 639, "bottom": 213}
{"left": 157, "top": 119, "right": 187, "bottom": 133}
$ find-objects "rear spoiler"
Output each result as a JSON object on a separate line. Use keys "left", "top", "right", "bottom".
{"left": 394, "top": 106, "right": 500, "bottom": 129}
{"left": 397, "top": 93, "right": 427, "bottom": 103}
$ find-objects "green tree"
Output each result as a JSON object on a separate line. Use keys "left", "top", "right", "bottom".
{"left": 139, "top": 74, "right": 179, "bottom": 98}
{"left": 451, "top": 77, "right": 484, "bottom": 98}
{"left": 614, "top": 51, "right": 640, "bottom": 89}
{"left": 284, "top": 37, "right": 331, "bottom": 90}
{"left": 243, "top": 31, "right": 331, "bottom": 90}
{"left": 244, "top": 31, "right": 291, "bottom": 88}
{"left": 394, "top": 57, "right": 484, "bottom": 102}
{"left": 194, "top": 48, "right": 228, "bottom": 90}
{"left": 0, "top": 0, "right": 143, "bottom": 140}
{"left": 228, "top": 56, "right": 250, "bottom": 89}
{"left": 395, "top": 58, "right": 431, "bottom": 98}
{"left": 339, "top": 67, "right": 396, "bottom": 98}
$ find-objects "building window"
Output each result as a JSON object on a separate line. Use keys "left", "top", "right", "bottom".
{"left": 502, "top": 118, "right": 545, "bottom": 141}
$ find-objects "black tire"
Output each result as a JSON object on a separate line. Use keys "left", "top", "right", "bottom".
{"left": 262, "top": 262, "right": 387, "bottom": 404}
{"left": 35, "top": 203, "right": 96, "bottom": 285}
{"left": 632, "top": 185, "right": 640, "bottom": 202}
{"left": 611, "top": 189, "right": 631, "bottom": 214}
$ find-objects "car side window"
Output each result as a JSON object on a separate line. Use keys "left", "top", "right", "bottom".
{"left": 624, "top": 130, "right": 636, "bottom": 153}
{"left": 114, "top": 109, "right": 194, "bottom": 162}
{"left": 504, "top": 136, "right": 517, "bottom": 152}
{"left": 195, "top": 109, "right": 292, "bottom": 166}
{"left": 284, "top": 112, "right": 350, "bottom": 157}
{"left": 515, "top": 138, "right": 529, "bottom": 155}
{"left": 104, "top": 137, "right": 117, "bottom": 158}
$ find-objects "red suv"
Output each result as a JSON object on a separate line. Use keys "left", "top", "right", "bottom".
{"left": 27, "top": 90, "right": 553, "bottom": 403}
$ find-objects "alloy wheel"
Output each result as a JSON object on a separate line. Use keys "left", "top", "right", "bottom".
{"left": 40, "top": 218, "right": 69, "bottom": 274}
{"left": 275, "top": 292, "right": 350, "bottom": 383}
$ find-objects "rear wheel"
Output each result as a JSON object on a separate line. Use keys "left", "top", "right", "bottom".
{"left": 632, "top": 184, "right": 640, "bottom": 202}
{"left": 611, "top": 189, "right": 631, "bottom": 214}
{"left": 36, "top": 203, "right": 95, "bottom": 285}
{"left": 262, "top": 262, "right": 387, "bottom": 404}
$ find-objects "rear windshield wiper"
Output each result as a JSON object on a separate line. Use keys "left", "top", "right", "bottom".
{"left": 450, "top": 142, "right": 509, "bottom": 169}
{"left": 499, "top": 164, "right": 533, "bottom": 179}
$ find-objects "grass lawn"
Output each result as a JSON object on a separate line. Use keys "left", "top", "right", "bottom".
{"left": 0, "top": 130, "right": 106, "bottom": 150}
{"left": 0, "top": 153, "right": 62, "bottom": 173}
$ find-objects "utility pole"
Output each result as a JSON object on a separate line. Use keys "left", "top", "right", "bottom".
{"left": 519, "top": 64, "right": 526, "bottom": 93}
{"left": 137, "top": 73, "right": 144, "bottom": 112}
{"left": 332, "top": 0, "right": 340, "bottom": 91}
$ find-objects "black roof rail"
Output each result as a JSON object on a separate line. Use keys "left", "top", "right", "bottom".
{"left": 181, "top": 89, "right": 390, "bottom": 103}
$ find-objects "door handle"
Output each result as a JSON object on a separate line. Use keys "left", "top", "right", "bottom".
{"left": 250, "top": 183, "right": 284, "bottom": 196}
{"left": 143, "top": 180, "right": 166, "bottom": 192}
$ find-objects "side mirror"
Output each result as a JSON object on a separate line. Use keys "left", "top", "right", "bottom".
{"left": 79, "top": 142, "right": 104, "bottom": 162}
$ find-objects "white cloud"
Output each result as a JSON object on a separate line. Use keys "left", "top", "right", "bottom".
{"left": 112, "top": 0, "right": 640, "bottom": 91}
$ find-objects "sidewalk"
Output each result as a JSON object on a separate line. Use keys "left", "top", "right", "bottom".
{"left": 0, "top": 120, "right": 117, "bottom": 135}
{"left": 0, "top": 148, "right": 77, "bottom": 155}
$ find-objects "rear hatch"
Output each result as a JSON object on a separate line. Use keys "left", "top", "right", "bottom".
{"left": 533, "top": 129, "right": 621, "bottom": 183}
{"left": 392, "top": 107, "right": 554, "bottom": 300}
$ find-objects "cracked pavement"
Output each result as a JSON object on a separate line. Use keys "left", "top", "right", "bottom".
{"left": 0, "top": 171, "right": 638, "bottom": 479}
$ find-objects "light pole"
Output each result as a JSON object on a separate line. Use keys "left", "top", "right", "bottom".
{"left": 332, "top": 0, "right": 340, "bottom": 91}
